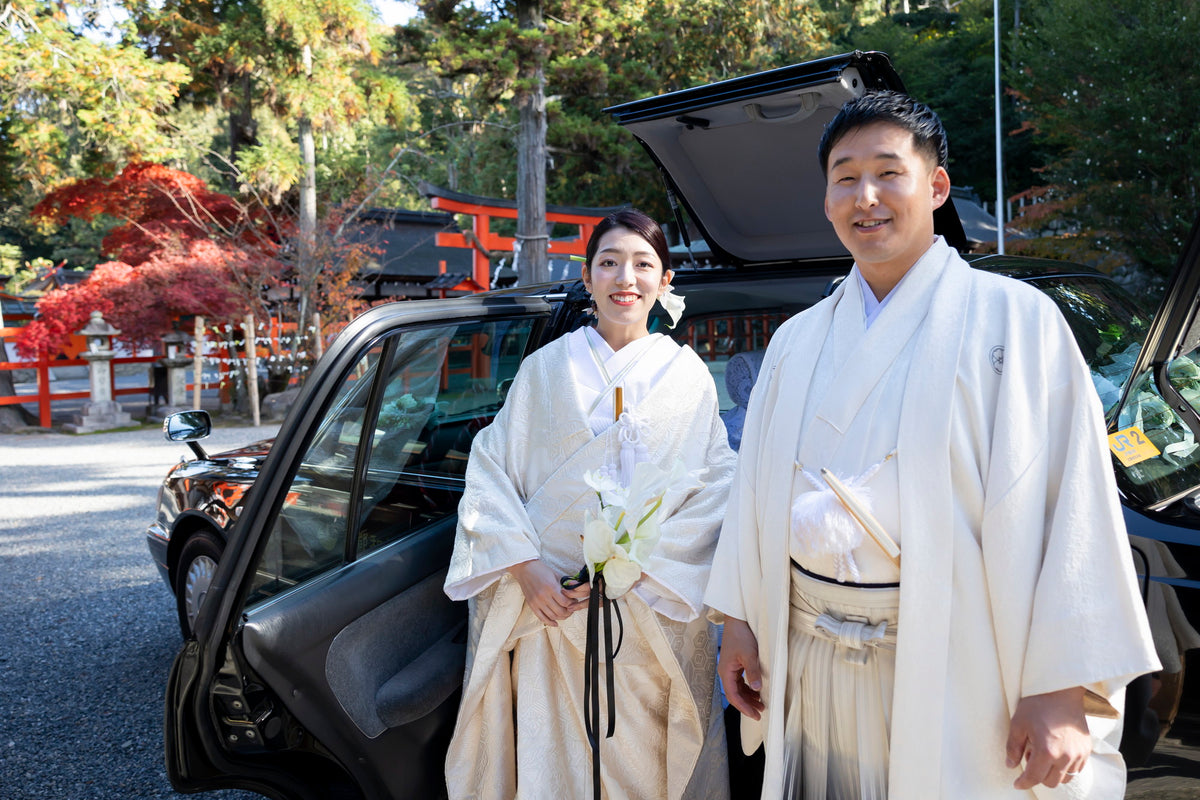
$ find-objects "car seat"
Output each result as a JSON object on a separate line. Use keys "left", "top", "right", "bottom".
{"left": 720, "top": 349, "right": 765, "bottom": 452}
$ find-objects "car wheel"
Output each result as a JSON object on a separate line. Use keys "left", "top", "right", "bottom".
{"left": 176, "top": 531, "right": 223, "bottom": 638}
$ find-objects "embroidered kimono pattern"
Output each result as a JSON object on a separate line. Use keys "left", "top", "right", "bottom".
{"left": 445, "top": 328, "right": 736, "bottom": 800}
{"left": 705, "top": 237, "right": 1160, "bottom": 800}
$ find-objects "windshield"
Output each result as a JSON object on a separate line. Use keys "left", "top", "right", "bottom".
{"left": 1113, "top": 363, "right": 1200, "bottom": 509}
{"left": 1029, "top": 275, "right": 1151, "bottom": 419}
{"left": 1034, "top": 274, "right": 1200, "bottom": 509}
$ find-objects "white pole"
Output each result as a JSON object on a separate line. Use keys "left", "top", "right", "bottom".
{"left": 244, "top": 313, "right": 260, "bottom": 427}
{"left": 193, "top": 315, "right": 204, "bottom": 410}
{"left": 994, "top": 0, "right": 1005, "bottom": 254}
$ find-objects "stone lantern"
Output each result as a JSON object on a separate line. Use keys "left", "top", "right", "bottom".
{"left": 151, "top": 325, "right": 192, "bottom": 419}
{"left": 64, "top": 310, "right": 134, "bottom": 433}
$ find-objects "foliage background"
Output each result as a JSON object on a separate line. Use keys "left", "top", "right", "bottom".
{"left": 0, "top": 0, "right": 1192, "bottom": 359}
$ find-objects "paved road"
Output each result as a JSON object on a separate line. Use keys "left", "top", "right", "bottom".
{"left": 0, "top": 422, "right": 277, "bottom": 800}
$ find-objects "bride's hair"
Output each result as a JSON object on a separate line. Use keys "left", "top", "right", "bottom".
{"left": 584, "top": 208, "right": 672, "bottom": 273}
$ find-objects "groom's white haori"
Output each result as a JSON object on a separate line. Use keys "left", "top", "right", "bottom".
{"left": 705, "top": 237, "right": 1160, "bottom": 799}
{"left": 445, "top": 328, "right": 736, "bottom": 800}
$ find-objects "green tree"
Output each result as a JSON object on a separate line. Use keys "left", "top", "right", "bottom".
{"left": 395, "top": 0, "right": 832, "bottom": 258}
{"left": 829, "top": 2, "right": 1044, "bottom": 203}
{"left": 0, "top": 3, "right": 190, "bottom": 195}
{"left": 256, "top": 0, "right": 387, "bottom": 330}
{"left": 0, "top": 2, "right": 190, "bottom": 271}
{"left": 1010, "top": 0, "right": 1200, "bottom": 277}
{"left": 125, "top": 0, "right": 416, "bottom": 339}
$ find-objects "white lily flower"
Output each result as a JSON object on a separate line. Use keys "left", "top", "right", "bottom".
{"left": 657, "top": 285, "right": 686, "bottom": 329}
{"left": 583, "top": 509, "right": 620, "bottom": 568}
{"left": 584, "top": 509, "right": 642, "bottom": 597}
{"left": 600, "top": 551, "right": 643, "bottom": 598}
{"left": 626, "top": 514, "right": 661, "bottom": 566}
{"left": 583, "top": 468, "right": 629, "bottom": 508}
{"left": 622, "top": 459, "right": 700, "bottom": 526}
{"left": 582, "top": 456, "right": 704, "bottom": 599}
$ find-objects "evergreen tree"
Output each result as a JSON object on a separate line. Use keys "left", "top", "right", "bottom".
{"left": 1011, "top": 0, "right": 1200, "bottom": 277}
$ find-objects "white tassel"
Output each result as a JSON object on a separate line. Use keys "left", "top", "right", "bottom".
{"left": 617, "top": 412, "right": 648, "bottom": 487}
{"left": 791, "top": 466, "right": 875, "bottom": 583}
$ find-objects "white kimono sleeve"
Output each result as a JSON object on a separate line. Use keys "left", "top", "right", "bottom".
{"left": 444, "top": 362, "right": 542, "bottom": 601}
{"left": 981, "top": 302, "right": 1159, "bottom": 706}
{"left": 637, "top": 392, "right": 737, "bottom": 622}
{"left": 703, "top": 335, "right": 787, "bottom": 626}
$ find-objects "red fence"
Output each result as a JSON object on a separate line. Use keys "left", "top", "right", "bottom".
{"left": 0, "top": 317, "right": 325, "bottom": 428}
{"left": 0, "top": 326, "right": 166, "bottom": 427}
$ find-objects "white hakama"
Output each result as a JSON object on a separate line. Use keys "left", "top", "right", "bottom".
{"left": 783, "top": 568, "right": 897, "bottom": 800}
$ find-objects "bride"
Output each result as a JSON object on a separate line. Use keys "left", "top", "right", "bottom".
{"left": 444, "top": 208, "right": 735, "bottom": 799}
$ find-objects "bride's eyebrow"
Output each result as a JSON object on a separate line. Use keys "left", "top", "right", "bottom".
{"left": 597, "top": 247, "right": 656, "bottom": 259}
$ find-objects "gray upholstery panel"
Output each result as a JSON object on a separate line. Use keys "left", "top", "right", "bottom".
{"left": 377, "top": 626, "right": 465, "bottom": 728}
{"left": 325, "top": 568, "right": 466, "bottom": 738}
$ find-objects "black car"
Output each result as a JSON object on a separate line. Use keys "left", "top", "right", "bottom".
{"left": 156, "top": 52, "right": 1200, "bottom": 798}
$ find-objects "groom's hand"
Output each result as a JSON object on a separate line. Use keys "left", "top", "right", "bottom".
{"left": 1006, "top": 686, "right": 1091, "bottom": 789}
{"left": 719, "top": 616, "right": 765, "bottom": 720}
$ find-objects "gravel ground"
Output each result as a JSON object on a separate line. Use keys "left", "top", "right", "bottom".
{"left": 0, "top": 422, "right": 278, "bottom": 800}
{"left": 4, "top": 421, "right": 1199, "bottom": 798}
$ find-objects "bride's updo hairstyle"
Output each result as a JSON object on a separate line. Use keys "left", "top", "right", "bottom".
{"left": 584, "top": 208, "right": 673, "bottom": 274}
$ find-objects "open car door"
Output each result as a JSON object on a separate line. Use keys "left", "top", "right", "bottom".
{"left": 166, "top": 295, "right": 556, "bottom": 799}
{"left": 1103, "top": 211, "right": 1200, "bottom": 778}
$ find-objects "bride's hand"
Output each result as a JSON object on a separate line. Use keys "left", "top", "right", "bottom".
{"left": 508, "top": 560, "right": 589, "bottom": 626}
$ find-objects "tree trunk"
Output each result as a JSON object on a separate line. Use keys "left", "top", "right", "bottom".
{"left": 515, "top": 0, "right": 549, "bottom": 287}
{"left": 244, "top": 314, "right": 260, "bottom": 427}
{"left": 229, "top": 72, "right": 259, "bottom": 180}
{"left": 298, "top": 43, "right": 318, "bottom": 355}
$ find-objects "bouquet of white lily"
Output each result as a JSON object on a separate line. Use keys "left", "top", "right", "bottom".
{"left": 581, "top": 457, "right": 702, "bottom": 599}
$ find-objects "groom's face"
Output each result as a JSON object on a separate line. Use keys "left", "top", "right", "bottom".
{"left": 823, "top": 121, "right": 950, "bottom": 290}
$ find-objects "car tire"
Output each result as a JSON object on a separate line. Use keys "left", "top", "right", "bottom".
{"left": 175, "top": 531, "right": 223, "bottom": 639}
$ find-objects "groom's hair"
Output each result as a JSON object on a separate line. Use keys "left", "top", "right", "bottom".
{"left": 817, "top": 90, "right": 949, "bottom": 176}
{"left": 584, "top": 208, "right": 673, "bottom": 275}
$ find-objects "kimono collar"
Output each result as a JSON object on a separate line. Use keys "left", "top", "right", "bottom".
{"left": 855, "top": 235, "right": 950, "bottom": 330}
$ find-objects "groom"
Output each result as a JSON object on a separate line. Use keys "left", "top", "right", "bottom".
{"left": 705, "top": 90, "right": 1158, "bottom": 798}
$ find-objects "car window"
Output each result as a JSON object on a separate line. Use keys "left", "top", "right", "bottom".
{"left": 1116, "top": 352, "right": 1200, "bottom": 506}
{"left": 1034, "top": 274, "right": 1200, "bottom": 508}
{"left": 244, "top": 317, "right": 540, "bottom": 607}
{"left": 1026, "top": 275, "right": 1200, "bottom": 506}
{"left": 670, "top": 309, "right": 787, "bottom": 411}
{"left": 245, "top": 345, "right": 383, "bottom": 606}
{"left": 1029, "top": 276, "right": 1150, "bottom": 415}
{"left": 353, "top": 320, "right": 535, "bottom": 557}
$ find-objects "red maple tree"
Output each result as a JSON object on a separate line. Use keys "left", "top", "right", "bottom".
{"left": 31, "top": 162, "right": 272, "bottom": 267}
{"left": 19, "top": 163, "right": 282, "bottom": 357}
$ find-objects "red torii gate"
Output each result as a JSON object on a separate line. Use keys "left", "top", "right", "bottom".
{"left": 419, "top": 182, "right": 627, "bottom": 290}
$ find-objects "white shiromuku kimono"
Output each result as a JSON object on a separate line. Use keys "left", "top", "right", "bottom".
{"left": 445, "top": 326, "right": 736, "bottom": 800}
{"left": 704, "top": 237, "right": 1161, "bottom": 800}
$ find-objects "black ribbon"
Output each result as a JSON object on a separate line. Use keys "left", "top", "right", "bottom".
{"left": 581, "top": 572, "right": 623, "bottom": 800}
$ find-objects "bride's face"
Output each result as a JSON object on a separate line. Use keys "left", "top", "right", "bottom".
{"left": 584, "top": 226, "right": 672, "bottom": 347}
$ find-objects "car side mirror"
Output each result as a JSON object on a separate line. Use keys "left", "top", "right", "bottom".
{"left": 164, "top": 410, "right": 212, "bottom": 459}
